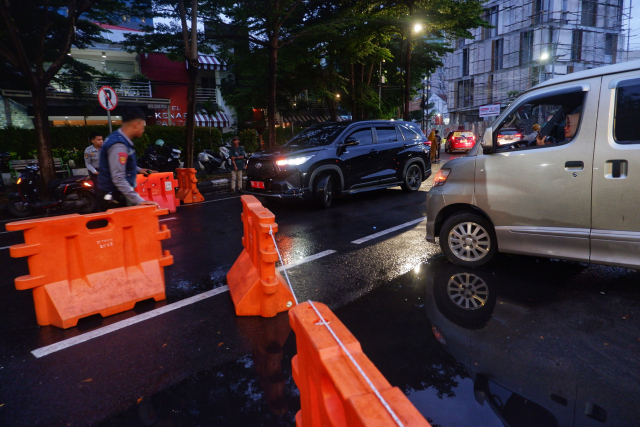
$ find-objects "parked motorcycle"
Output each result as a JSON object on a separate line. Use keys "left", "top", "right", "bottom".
{"left": 137, "top": 144, "right": 182, "bottom": 174}
{"left": 6, "top": 164, "right": 97, "bottom": 217}
{"left": 162, "top": 145, "right": 181, "bottom": 173}
{"left": 197, "top": 143, "right": 233, "bottom": 174}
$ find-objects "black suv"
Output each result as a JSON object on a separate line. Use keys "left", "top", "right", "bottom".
{"left": 245, "top": 120, "right": 431, "bottom": 208}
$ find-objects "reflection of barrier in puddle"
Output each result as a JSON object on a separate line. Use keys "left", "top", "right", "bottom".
{"left": 237, "top": 312, "right": 292, "bottom": 416}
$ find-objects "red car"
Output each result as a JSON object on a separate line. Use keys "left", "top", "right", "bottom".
{"left": 445, "top": 130, "right": 476, "bottom": 153}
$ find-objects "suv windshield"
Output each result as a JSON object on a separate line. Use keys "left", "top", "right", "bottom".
{"left": 284, "top": 125, "right": 344, "bottom": 148}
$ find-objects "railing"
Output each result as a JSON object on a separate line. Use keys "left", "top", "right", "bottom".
{"left": 48, "top": 79, "right": 153, "bottom": 98}
{"left": 196, "top": 87, "right": 217, "bottom": 103}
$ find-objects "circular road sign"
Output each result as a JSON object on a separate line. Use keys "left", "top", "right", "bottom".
{"left": 98, "top": 86, "right": 118, "bottom": 111}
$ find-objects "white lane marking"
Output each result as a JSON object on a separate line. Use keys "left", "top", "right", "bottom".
{"left": 276, "top": 250, "right": 336, "bottom": 271}
{"left": 0, "top": 230, "right": 18, "bottom": 234}
{"left": 159, "top": 217, "right": 177, "bottom": 222}
{"left": 0, "top": 245, "right": 11, "bottom": 250}
{"left": 31, "top": 286, "right": 231, "bottom": 358}
{"left": 351, "top": 217, "right": 427, "bottom": 244}
{"left": 179, "top": 196, "right": 240, "bottom": 206}
{"left": 30, "top": 248, "right": 335, "bottom": 357}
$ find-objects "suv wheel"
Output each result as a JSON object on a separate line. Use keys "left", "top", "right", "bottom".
{"left": 315, "top": 174, "right": 333, "bottom": 209}
{"left": 401, "top": 164, "right": 422, "bottom": 192}
{"left": 439, "top": 213, "right": 497, "bottom": 267}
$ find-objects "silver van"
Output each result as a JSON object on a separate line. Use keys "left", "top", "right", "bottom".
{"left": 426, "top": 60, "right": 640, "bottom": 268}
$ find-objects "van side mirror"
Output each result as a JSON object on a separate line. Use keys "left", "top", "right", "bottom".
{"left": 481, "top": 127, "right": 495, "bottom": 155}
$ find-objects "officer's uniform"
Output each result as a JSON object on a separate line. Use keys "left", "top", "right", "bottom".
{"left": 98, "top": 129, "right": 145, "bottom": 209}
{"left": 84, "top": 145, "right": 101, "bottom": 187}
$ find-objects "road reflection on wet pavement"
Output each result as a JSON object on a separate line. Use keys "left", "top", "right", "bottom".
{"left": 96, "top": 255, "right": 640, "bottom": 427}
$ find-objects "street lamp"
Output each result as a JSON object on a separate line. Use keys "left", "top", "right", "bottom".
{"left": 413, "top": 23, "right": 423, "bottom": 33}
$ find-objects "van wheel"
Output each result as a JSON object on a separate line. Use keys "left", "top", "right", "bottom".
{"left": 314, "top": 174, "right": 333, "bottom": 209}
{"left": 401, "top": 164, "right": 422, "bottom": 192}
{"left": 439, "top": 213, "right": 497, "bottom": 267}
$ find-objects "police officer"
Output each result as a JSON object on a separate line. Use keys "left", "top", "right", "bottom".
{"left": 84, "top": 132, "right": 103, "bottom": 188}
{"left": 98, "top": 108, "right": 157, "bottom": 209}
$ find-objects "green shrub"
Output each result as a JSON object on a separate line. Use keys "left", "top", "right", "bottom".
{"left": 0, "top": 124, "right": 223, "bottom": 162}
{"left": 261, "top": 126, "right": 304, "bottom": 147}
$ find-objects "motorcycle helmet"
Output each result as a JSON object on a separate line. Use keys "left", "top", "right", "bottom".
{"left": 532, "top": 124, "right": 541, "bottom": 131}
{"left": 155, "top": 139, "right": 165, "bottom": 147}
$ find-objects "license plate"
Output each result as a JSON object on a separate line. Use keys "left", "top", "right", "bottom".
{"left": 251, "top": 181, "right": 265, "bottom": 189}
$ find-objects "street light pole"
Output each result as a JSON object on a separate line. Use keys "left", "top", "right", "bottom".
{"left": 421, "top": 82, "right": 426, "bottom": 132}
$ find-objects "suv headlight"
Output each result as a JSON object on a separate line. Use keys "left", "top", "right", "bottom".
{"left": 276, "top": 155, "right": 314, "bottom": 166}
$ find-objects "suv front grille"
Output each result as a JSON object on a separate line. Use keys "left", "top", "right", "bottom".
{"left": 247, "top": 160, "right": 277, "bottom": 177}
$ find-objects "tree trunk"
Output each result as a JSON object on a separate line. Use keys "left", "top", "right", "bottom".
{"left": 184, "top": 60, "right": 199, "bottom": 168}
{"left": 267, "top": 36, "right": 279, "bottom": 148}
{"left": 32, "top": 85, "right": 56, "bottom": 187}
{"left": 327, "top": 96, "right": 337, "bottom": 121}
{"left": 404, "top": 32, "right": 412, "bottom": 121}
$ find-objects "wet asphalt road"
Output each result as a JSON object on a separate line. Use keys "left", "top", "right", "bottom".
{"left": 0, "top": 152, "right": 639, "bottom": 427}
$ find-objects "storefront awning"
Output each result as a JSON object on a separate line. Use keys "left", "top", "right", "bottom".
{"left": 197, "top": 55, "right": 228, "bottom": 70}
{"left": 283, "top": 115, "right": 347, "bottom": 123}
{"left": 195, "top": 112, "right": 230, "bottom": 128}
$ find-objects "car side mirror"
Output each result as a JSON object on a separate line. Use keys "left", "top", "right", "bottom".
{"left": 340, "top": 137, "right": 360, "bottom": 147}
{"left": 481, "top": 127, "right": 495, "bottom": 155}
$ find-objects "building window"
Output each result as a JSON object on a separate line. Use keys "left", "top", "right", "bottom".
{"left": 605, "top": 34, "right": 618, "bottom": 64}
{"left": 581, "top": 0, "right": 597, "bottom": 27}
{"left": 488, "top": 74, "right": 494, "bottom": 104}
{"left": 533, "top": 0, "right": 545, "bottom": 24}
{"left": 520, "top": 31, "right": 533, "bottom": 65}
{"left": 457, "top": 79, "right": 474, "bottom": 108}
{"left": 483, "top": 6, "right": 499, "bottom": 39}
{"left": 462, "top": 48, "right": 469, "bottom": 77}
{"left": 492, "top": 38, "right": 504, "bottom": 71}
{"left": 572, "top": 30, "right": 583, "bottom": 62}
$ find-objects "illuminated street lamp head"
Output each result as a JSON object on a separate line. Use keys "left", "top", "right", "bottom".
{"left": 413, "top": 23, "right": 423, "bottom": 33}
{"left": 540, "top": 52, "right": 550, "bottom": 61}
{"left": 336, "top": 94, "right": 340, "bottom": 99}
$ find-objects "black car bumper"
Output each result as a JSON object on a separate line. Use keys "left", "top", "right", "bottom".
{"left": 245, "top": 170, "right": 312, "bottom": 200}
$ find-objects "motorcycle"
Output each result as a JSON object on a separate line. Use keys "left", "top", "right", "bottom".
{"left": 197, "top": 143, "right": 233, "bottom": 174}
{"left": 162, "top": 145, "right": 181, "bottom": 173}
{"left": 137, "top": 145, "right": 182, "bottom": 174}
{"left": 6, "top": 164, "right": 98, "bottom": 217}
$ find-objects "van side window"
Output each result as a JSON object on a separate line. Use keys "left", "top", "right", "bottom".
{"left": 375, "top": 126, "right": 399, "bottom": 143}
{"left": 613, "top": 78, "right": 640, "bottom": 144}
{"left": 494, "top": 88, "right": 586, "bottom": 151}
{"left": 347, "top": 128, "right": 373, "bottom": 145}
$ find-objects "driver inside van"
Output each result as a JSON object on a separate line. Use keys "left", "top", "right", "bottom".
{"left": 535, "top": 112, "right": 580, "bottom": 145}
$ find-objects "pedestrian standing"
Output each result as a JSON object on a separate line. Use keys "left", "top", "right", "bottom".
{"left": 434, "top": 130, "right": 442, "bottom": 162}
{"left": 98, "top": 108, "right": 157, "bottom": 209}
{"left": 84, "top": 132, "right": 103, "bottom": 188}
{"left": 229, "top": 136, "right": 246, "bottom": 194}
{"left": 428, "top": 130, "right": 437, "bottom": 163}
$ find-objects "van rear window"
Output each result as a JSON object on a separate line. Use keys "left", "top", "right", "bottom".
{"left": 614, "top": 78, "right": 640, "bottom": 144}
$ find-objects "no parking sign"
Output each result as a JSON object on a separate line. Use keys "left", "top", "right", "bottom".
{"left": 98, "top": 86, "right": 118, "bottom": 110}
{"left": 98, "top": 86, "right": 118, "bottom": 132}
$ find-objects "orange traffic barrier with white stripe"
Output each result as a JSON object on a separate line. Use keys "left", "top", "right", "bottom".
{"left": 135, "top": 172, "right": 180, "bottom": 213}
{"left": 290, "top": 301, "right": 432, "bottom": 427}
{"left": 6, "top": 206, "right": 173, "bottom": 329}
{"left": 227, "top": 195, "right": 296, "bottom": 317}
{"left": 175, "top": 168, "right": 204, "bottom": 204}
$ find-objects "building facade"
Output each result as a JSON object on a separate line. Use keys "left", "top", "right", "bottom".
{"left": 442, "top": 0, "right": 626, "bottom": 134}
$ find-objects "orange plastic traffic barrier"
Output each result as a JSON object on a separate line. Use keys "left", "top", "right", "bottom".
{"left": 6, "top": 206, "right": 173, "bottom": 329}
{"left": 175, "top": 168, "right": 204, "bottom": 204}
{"left": 135, "top": 172, "right": 180, "bottom": 213}
{"left": 227, "top": 195, "right": 296, "bottom": 317}
{"left": 290, "top": 302, "right": 432, "bottom": 427}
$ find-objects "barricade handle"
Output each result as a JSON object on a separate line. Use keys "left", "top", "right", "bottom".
{"left": 10, "top": 242, "right": 41, "bottom": 258}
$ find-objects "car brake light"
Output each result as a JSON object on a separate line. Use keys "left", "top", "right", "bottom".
{"left": 83, "top": 181, "right": 92, "bottom": 187}
{"left": 514, "top": 134, "right": 521, "bottom": 139}
{"left": 432, "top": 169, "right": 450, "bottom": 186}
{"left": 424, "top": 141, "right": 431, "bottom": 146}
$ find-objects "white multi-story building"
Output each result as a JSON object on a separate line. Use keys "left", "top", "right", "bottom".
{"left": 442, "top": 0, "right": 626, "bottom": 133}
